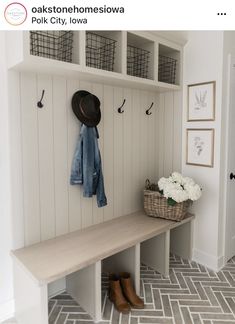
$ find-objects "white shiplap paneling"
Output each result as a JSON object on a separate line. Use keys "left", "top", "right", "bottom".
{"left": 53, "top": 76, "right": 69, "bottom": 236}
{"left": 123, "top": 88, "right": 133, "bottom": 216}
{"left": 13, "top": 73, "right": 182, "bottom": 246}
{"left": 20, "top": 73, "right": 41, "bottom": 246}
{"left": 131, "top": 89, "right": 142, "bottom": 212}
{"left": 154, "top": 93, "right": 160, "bottom": 181}
{"left": 8, "top": 72, "right": 24, "bottom": 249}
{"left": 37, "top": 74, "right": 55, "bottom": 241}
{"left": 147, "top": 92, "right": 157, "bottom": 182}
{"left": 67, "top": 79, "right": 81, "bottom": 232}
{"left": 113, "top": 87, "right": 124, "bottom": 219}
{"left": 140, "top": 91, "right": 149, "bottom": 184}
{"left": 103, "top": 85, "right": 114, "bottom": 221}
{"left": 158, "top": 93, "right": 165, "bottom": 178}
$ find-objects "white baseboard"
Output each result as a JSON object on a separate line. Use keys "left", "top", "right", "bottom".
{"left": 192, "top": 249, "right": 225, "bottom": 272}
{"left": 0, "top": 280, "right": 66, "bottom": 323}
{"left": 0, "top": 299, "right": 14, "bottom": 323}
{"left": 217, "top": 255, "right": 225, "bottom": 270}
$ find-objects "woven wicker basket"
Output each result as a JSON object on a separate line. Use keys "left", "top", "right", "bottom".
{"left": 144, "top": 190, "right": 191, "bottom": 221}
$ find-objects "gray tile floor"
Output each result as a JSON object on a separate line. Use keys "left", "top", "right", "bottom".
{"left": 49, "top": 255, "right": 235, "bottom": 324}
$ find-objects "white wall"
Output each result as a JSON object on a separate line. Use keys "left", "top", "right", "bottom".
{"left": 0, "top": 32, "right": 14, "bottom": 322}
{"left": 182, "top": 31, "right": 224, "bottom": 270}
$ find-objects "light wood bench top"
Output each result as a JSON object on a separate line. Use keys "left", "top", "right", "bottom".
{"left": 12, "top": 211, "right": 194, "bottom": 286}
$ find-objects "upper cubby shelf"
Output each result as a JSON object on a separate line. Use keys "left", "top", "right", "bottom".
{"left": 85, "top": 31, "right": 122, "bottom": 74}
{"left": 127, "top": 32, "right": 154, "bottom": 80}
{"left": 158, "top": 44, "right": 180, "bottom": 85}
{"left": 6, "top": 31, "right": 182, "bottom": 92}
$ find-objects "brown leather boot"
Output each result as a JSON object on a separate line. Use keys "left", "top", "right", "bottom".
{"left": 109, "top": 274, "right": 131, "bottom": 313}
{"left": 120, "top": 272, "right": 144, "bottom": 309}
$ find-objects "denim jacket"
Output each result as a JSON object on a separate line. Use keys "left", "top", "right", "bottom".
{"left": 70, "top": 124, "right": 107, "bottom": 208}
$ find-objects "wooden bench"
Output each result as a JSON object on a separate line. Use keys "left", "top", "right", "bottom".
{"left": 11, "top": 211, "right": 194, "bottom": 324}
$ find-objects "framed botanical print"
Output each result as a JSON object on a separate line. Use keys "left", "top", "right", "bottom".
{"left": 187, "top": 81, "right": 216, "bottom": 121}
{"left": 186, "top": 129, "right": 214, "bottom": 167}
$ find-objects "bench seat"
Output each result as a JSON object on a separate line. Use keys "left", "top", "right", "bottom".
{"left": 12, "top": 211, "right": 194, "bottom": 286}
{"left": 12, "top": 210, "right": 194, "bottom": 324}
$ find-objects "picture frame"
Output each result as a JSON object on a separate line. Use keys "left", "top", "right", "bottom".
{"left": 186, "top": 129, "right": 214, "bottom": 167}
{"left": 187, "top": 81, "right": 216, "bottom": 121}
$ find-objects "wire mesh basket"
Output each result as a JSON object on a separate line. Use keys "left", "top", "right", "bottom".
{"left": 30, "top": 31, "right": 73, "bottom": 63}
{"left": 86, "top": 32, "right": 117, "bottom": 72}
{"left": 158, "top": 55, "right": 177, "bottom": 84}
{"left": 127, "top": 45, "right": 150, "bottom": 79}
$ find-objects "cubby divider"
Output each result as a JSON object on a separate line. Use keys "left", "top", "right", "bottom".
{"left": 102, "top": 244, "right": 140, "bottom": 294}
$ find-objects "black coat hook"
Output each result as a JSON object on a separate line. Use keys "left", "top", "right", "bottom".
{"left": 117, "top": 99, "right": 126, "bottom": 113}
{"left": 146, "top": 102, "right": 154, "bottom": 115}
{"left": 37, "top": 90, "right": 45, "bottom": 108}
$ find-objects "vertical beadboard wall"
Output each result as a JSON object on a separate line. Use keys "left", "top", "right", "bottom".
{"left": 9, "top": 71, "right": 182, "bottom": 248}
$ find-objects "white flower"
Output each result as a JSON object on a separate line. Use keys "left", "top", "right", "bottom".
{"left": 157, "top": 172, "right": 201, "bottom": 203}
{"left": 185, "top": 183, "right": 201, "bottom": 201}
{"left": 182, "top": 176, "right": 195, "bottom": 186}
{"left": 163, "top": 182, "right": 179, "bottom": 198}
{"left": 161, "top": 181, "right": 188, "bottom": 203}
{"left": 171, "top": 172, "right": 184, "bottom": 184}
{"left": 171, "top": 188, "right": 189, "bottom": 203}
{"left": 158, "top": 177, "right": 169, "bottom": 191}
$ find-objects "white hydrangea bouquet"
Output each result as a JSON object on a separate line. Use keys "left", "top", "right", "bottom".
{"left": 144, "top": 172, "right": 201, "bottom": 221}
{"left": 158, "top": 172, "right": 202, "bottom": 206}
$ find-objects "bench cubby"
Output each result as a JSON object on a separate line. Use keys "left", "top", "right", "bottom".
{"left": 141, "top": 231, "right": 170, "bottom": 277}
{"left": 102, "top": 244, "right": 140, "bottom": 295}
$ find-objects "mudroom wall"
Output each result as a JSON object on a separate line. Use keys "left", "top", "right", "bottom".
{"left": 9, "top": 71, "right": 182, "bottom": 249}
{"left": 182, "top": 31, "right": 224, "bottom": 271}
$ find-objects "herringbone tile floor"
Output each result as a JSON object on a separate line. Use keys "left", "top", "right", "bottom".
{"left": 48, "top": 255, "right": 235, "bottom": 324}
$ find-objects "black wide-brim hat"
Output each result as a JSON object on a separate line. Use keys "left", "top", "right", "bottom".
{"left": 72, "top": 90, "right": 101, "bottom": 127}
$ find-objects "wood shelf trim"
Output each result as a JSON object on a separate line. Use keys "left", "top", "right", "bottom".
{"left": 9, "top": 55, "right": 181, "bottom": 92}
